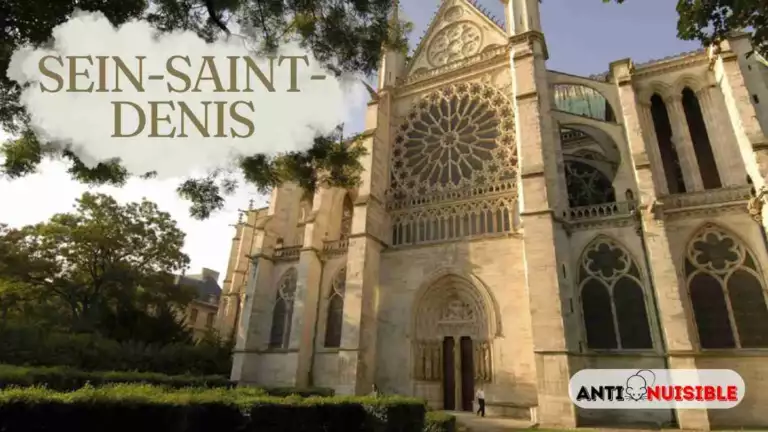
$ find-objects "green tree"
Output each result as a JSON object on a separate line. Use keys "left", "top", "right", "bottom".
{"left": 605, "top": 0, "right": 767, "bottom": 57}
{"left": 1, "top": 0, "right": 410, "bottom": 219}
{"left": 0, "top": 192, "right": 193, "bottom": 339}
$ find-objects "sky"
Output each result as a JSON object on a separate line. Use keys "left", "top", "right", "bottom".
{"left": 0, "top": 0, "right": 700, "bottom": 284}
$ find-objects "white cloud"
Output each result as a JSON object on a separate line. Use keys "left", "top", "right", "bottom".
{"left": 7, "top": 10, "right": 367, "bottom": 179}
{"left": 0, "top": 134, "right": 267, "bottom": 284}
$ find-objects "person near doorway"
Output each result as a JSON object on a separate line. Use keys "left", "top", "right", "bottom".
{"left": 475, "top": 387, "right": 485, "bottom": 417}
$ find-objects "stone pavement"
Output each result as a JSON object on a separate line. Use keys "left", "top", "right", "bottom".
{"left": 449, "top": 411, "right": 730, "bottom": 432}
{"left": 450, "top": 411, "right": 534, "bottom": 431}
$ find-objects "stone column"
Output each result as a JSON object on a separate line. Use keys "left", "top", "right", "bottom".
{"left": 666, "top": 95, "right": 704, "bottom": 192}
{"left": 711, "top": 38, "right": 768, "bottom": 187}
{"left": 231, "top": 251, "right": 278, "bottom": 383}
{"left": 511, "top": 31, "right": 576, "bottom": 428}
{"left": 336, "top": 89, "right": 390, "bottom": 395}
{"left": 610, "top": 59, "right": 710, "bottom": 430}
{"left": 711, "top": 37, "right": 768, "bottom": 240}
{"left": 695, "top": 86, "right": 745, "bottom": 186}
{"left": 338, "top": 202, "right": 385, "bottom": 395}
{"left": 231, "top": 184, "right": 302, "bottom": 386}
{"left": 292, "top": 188, "right": 332, "bottom": 387}
{"left": 636, "top": 100, "right": 669, "bottom": 195}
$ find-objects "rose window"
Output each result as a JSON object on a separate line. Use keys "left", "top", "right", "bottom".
{"left": 389, "top": 82, "right": 516, "bottom": 200}
{"left": 427, "top": 21, "right": 482, "bottom": 67}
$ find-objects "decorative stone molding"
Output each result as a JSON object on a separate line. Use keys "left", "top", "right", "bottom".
{"left": 632, "top": 49, "right": 708, "bottom": 79}
{"left": 659, "top": 186, "right": 752, "bottom": 211}
{"left": 564, "top": 200, "right": 637, "bottom": 222}
{"left": 413, "top": 269, "right": 504, "bottom": 338}
{"left": 748, "top": 186, "right": 768, "bottom": 222}
{"left": 390, "top": 195, "right": 518, "bottom": 247}
{"left": 427, "top": 21, "right": 483, "bottom": 68}
{"left": 473, "top": 340, "right": 492, "bottom": 383}
{"left": 321, "top": 239, "right": 349, "bottom": 259}
{"left": 399, "top": 45, "right": 508, "bottom": 88}
{"left": 554, "top": 201, "right": 637, "bottom": 233}
{"left": 412, "top": 340, "right": 442, "bottom": 381}
{"left": 273, "top": 245, "right": 301, "bottom": 261}
{"left": 508, "top": 30, "right": 548, "bottom": 59}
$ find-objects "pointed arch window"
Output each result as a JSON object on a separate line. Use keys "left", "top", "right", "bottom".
{"left": 650, "top": 94, "right": 686, "bottom": 194}
{"left": 564, "top": 160, "right": 616, "bottom": 207}
{"left": 324, "top": 267, "right": 346, "bottom": 348}
{"left": 269, "top": 268, "right": 298, "bottom": 349}
{"left": 578, "top": 238, "right": 653, "bottom": 350}
{"left": 685, "top": 225, "right": 768, "bottom": 349}
{"left": 681, "top": 87, "right": 721, "bottom": 189}
{"left": 340, "top": 195, "right": 353, "bottom": 240}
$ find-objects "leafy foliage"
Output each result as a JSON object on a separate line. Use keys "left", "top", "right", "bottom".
{"left": 0, "top": 364, "right": 235, "bottom": 391}
{"left": 604, "top": 0, "right": 767, "bottom": 56}
{"left": 0, "top": 192, "right": 194, "bottom": 341}
{"left": 1, "top": 0, "right": 409, "bottom": 219}
{"left": 423, "top": 412, "right": 456, "bottom": 432}
{"left": 0, "top": 324, "right": 233, "bottom": 375}
{"left": 0, "top": 384, "right": 427, "bottom": 432}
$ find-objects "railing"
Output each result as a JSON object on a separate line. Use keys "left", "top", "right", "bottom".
{"left": 273, "top": 245, "right": 301, "bottom": 260}
{"left": 322, "top": 238, "right": 349, "bottom": 257}
{"left": 660, "top": 186, "right": 752, "bottom": 211}
{"left": 565, "top": 200, "right": 637, "bottom": 222}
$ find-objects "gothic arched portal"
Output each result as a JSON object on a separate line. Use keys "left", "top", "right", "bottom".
{"left": 411, "top": 273, "right": 494, "bottom": 412}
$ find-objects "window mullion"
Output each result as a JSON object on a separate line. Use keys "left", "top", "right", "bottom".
{"left": 608, "top": 282, "right": 622, "bottom": 349}
{"left": 721, "top": 272, "right": 742, "bottom": 349}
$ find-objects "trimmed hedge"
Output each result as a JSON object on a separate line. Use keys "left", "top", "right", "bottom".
{"left": 0, "top": 384, "right": 426, "bottom": 432}
{"left": 0, "top": 364, "right": 335, "bottom": 397}
{"left": 0, "top": 364, "right": 232, "bottom": 392}
{"left": 0, "top": 324, "right": 231, "bottom": 375}
{"left": 424, "top": 411, "right": 457, "bottom": 432}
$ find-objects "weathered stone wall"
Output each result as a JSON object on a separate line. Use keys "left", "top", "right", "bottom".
{"left": 377, "top": 236, "right": 537, "bottom": 409}
{"left": 570, "top": 355, "right": 672, "bottom": 427}
{"left": 697, "top": 355, "right": 768, "bottom": 428}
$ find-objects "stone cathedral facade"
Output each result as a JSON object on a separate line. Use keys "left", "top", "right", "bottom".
{"left": 217, "top": 0, "right": 768, "bottom": 429}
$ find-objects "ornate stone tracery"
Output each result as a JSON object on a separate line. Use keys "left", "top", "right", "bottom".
{"left": 564, "top": 160, "right": 616, "bottom": 207}
{"left": 388, "top": 81, "right": 518, "bottom": 247}
{"left": 578, "top": 237, "right": 653, "bottom": 350}
{"left": 411, "top": 274, "right": 495, "bottom": 382}
{"left": 269, "top": 268, "right": 298, "bottom": 349}
{"left": 685, "top": 224, "right": 768, "bottom": 349}
{"left": 427, "top": 21, "right": 482, "bottom": 67}
{"left": 390, "top": 82, "right": 516, "bottom": 201}
{"left": 443, "top": 5, "right": 465, "bottom": 22}
{"left": 324, "top": 267, "right": 346, "bottom": 348}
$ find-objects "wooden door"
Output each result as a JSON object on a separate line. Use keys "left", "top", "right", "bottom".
{"left": 460, "top": 336, "right": 475, "bottom": 412}
{"left": 442, "top": 337, "right": 455, "bottom": 410}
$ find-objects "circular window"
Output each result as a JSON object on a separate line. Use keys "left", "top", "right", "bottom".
{"left": 390, "top": 82, "right": 516, "bottom": 200}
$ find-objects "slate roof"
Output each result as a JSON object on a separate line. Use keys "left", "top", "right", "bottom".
{"left": 177, "top": 269, "right": 222, "bottom": 303}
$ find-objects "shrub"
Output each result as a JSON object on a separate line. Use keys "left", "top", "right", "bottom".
{"left": 423, "top": 411, "right": 456, "bottom": 432}
{"left": 0, "top": 364, "right": 233, "bottom": 392}
{"left": 0, "top": 324, "right": 232, "bottom": 375}
{"left": 262, "top": 386, "right": 335, "bottom": 398}
{"left": 0, "top": 384, "right": 425, "bottom": 432}
{"left": 363, "top": 395, "right": 427, "bottom": 432}
{"left": 0, "top": 364, "right": 334, "bottom": 397}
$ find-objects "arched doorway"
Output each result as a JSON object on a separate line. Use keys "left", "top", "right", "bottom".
{"left": 412, "top": 274, "right": 493, "bottom": 411}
